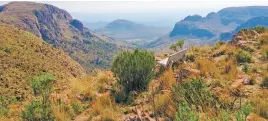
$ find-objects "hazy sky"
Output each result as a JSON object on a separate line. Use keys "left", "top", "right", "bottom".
{"left": 1, "top": 0, "right": 268, "bottom": 27}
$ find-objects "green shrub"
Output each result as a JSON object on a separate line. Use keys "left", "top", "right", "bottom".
{"left": 254, "top": 26, "right": 267, "bottom": 34}
{"left": 170, "top": 40, "right": 185, "bottom": 51}
{"left": 0, "top": 96, "right": 16, "bottom": 116}
{"left": 71, "top": 101, "right": 84, "bottom": 115}
{"left": 170, "top": 44, "right": 177, "bottom": 51}
{"left": 186, "top": 53, "right": 195, "bottom": 62}
{"left": 175, "top": 102, "right": 199, "bottom": 121}
{"left": 30, "top": 73, "right": 55, "bottom": 95}
{"left": 236, "top": 50, "right": 251, "bottom": 63}
{"left": 22, "top": 73, "right": 55, "bottom": 121}
{"left": 112, "top": 48, "right": 155, "bottom": 92}
{"left": 263, "top": 50, "right": 268, "bottom": 60}
{"left": 261, "top": 77, "right": 268, "bottom": 88}
{"left": 235, "top": 104, "right": 252, "bottom": 121}
{"left": 242, "top": 63, "right": 249, "bottom": 73}
{"left": 22, "top": 100, "right": 43, "bottom": 121}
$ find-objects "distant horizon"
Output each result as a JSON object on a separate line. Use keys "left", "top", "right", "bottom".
{"left": 1, "top": 1, "right": 268, "bottom": 27}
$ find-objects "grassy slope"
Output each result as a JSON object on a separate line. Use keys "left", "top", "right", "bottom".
{"left": 0, "top": 23, "right": 86, "bottom": 99}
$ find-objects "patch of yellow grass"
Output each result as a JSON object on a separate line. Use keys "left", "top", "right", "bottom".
{"left": 155, "top": 92, "right": 176, "bottom": 118}
{"left": 53, "top": 104, "right": 72, "bottom": 121}
{"left": 196, "top": 58, "right": 220, "bottom": 78}
{"left": 250, "top": 90, "right": 268, "bottom": 119}
{"left": 70, "top": 76, "right": 95, "bottom": 98}
{"left": 158, "top": 68, "right": 176, "bottom": 90}
{"left": 90, "top": 93, "right": 121, "bottom": 121}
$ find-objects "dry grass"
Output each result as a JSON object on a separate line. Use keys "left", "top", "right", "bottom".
{"left": 90, "top": 93, "right": 121, "bottom": 121}
{"left": 155, "top": 92, "right": 176, "bottom": 118}
{"left": 250, "top": 90, "right": 268, "bottom": 119}
{"left": 196, "top": 58, "right": 220, "bottom": 78}
{"left": 158, "top": 68, "right": 176, "bottom": 90}
{"left": 70, "top": 77, "right": 95, "bottom": 98}
{"left": 52, "top": 104, "right": 72, "bottom": 121}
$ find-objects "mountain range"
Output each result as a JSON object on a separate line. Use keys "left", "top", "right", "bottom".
{"left": 147, "top": 6, "right": 268, "bottom": 48}
{"left": 0, "top": 2, "right": 128, "bottom": 72}
{"left": 95, "top": 19, "right": 171, "bottom": 47}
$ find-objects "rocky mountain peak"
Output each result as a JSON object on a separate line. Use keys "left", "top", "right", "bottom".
{"left": 183, "top": 15, "right": 203, "bottom": 22}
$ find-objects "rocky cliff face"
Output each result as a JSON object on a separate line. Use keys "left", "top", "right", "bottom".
{"left": 220, "top": 16, "right": 268, "bottom": 41}
{"left": 71, "top": 19, "right": 84, "bottom": 32}
{"left": 0, "top": 2, "right": 122, "bottom": 71}
{"left": 148, "top": 6, "right": 268, "bottom": 49}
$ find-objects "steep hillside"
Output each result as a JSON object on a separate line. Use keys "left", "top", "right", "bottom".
{"left": 0, "top": 23, "right": 86, "bottom": 99}
{"left": 95, "top": 19, "right": 170, "bottom": 47}
{"left": 0, "top": 2, "right": 125, "bottom": 71}
{"left": 148, "top": 6, "right": 268, "bottom": 48}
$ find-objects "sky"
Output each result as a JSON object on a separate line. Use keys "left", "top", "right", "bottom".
{"left": 1, "top": 0, "right": 268, "bottom": 27}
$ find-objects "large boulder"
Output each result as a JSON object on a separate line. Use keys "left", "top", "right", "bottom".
{"left": 71, "top": 19, "right": 84, "bottom": 32}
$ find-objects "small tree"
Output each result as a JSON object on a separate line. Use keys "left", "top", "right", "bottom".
{"left": 176, "top": 40, "right": 184, "bottom": 49}
{"left": 236, "top": 50, "right": 251, "bottom": 63}
{"left": 169, "top": 44, "right": 177, "bottom": 51}
{"left": 170, "top": 40, "right": 185, "bottom": 51}
{"left": 112, "top": 48, "right": 155, "bottom": 92}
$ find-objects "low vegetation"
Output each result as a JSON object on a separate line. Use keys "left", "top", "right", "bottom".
{"left": 2, "top": 22, "right": 268, "bottom": 121}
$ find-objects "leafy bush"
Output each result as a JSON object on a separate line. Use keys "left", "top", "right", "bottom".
{"left": 170, "top": 44, "right": 177, "bottom": 51}
{"left": 254, "top": 26, "right": 267, "bottom": 34}
{"left": 175, "top": 102, "right": 199, "bottom": 121}
{"left": 30, "top": 73, "right": 55, "bottom": 95}
{"left": 22, "top": 73, "right": 55, "bottom": 121}
{"left": 242, "top": 63, "right": 249, "bottom": 73}
{"left": 235, "top": 104, "right": 252, "bottom": 121}
{"left": 236, "top": 50, "right": 251, "bottom": 63}
{"left": 263, "top": 50, "right": 268, "bottom": 60}
{"left": 186, "top": 53, "right": 195, "bottom": 62}
{"left": 0, "top": 96, "right": 16, "bottom": 116}
{"left": 261, "top": 77, "right": 268, "bottom": 88}
{"left": 22, "top": 100, "right": 43, "bottom": 121}
{"left": 112, "top": 48, "right": 155, "bottom": 92}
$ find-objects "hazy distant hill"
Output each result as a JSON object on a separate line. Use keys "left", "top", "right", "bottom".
{"left": 0, "top": 23, "right": 86, "bottom": 99}
{"left": 95, "top": 19, "right": 170, "bottom": 47}
{"left": 82, "top": 21, "right": 109, "bottom": 30}
{"left": 0, "top": 2, "right": 127, "bottom": 71}
{"left": 148, "top": 6, "right": 268, "bottom": 48}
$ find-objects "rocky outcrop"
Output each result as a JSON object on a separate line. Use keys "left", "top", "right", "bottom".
{"left": 71, "top": 19, "right": 84, "bottom": 32}
{"left": 183, "top": 15, "right": 202, "bottom": 22}
{"left": 169, "top": 23, "right": 215, "bottom": 38}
